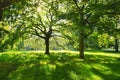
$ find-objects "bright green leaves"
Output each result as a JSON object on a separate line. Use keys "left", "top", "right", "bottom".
{"left": 98, "top": 33, "right": 114, "bottom": 48}
{"left": 97, "top": 15, "right": 116, "bottom": 34}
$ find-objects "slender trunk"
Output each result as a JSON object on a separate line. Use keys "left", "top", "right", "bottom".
{"left": 115, "top": 38, "right": 119, "bottom": 52}
{"left": 79, "top": 37, "right": 84, "bottom": 59}
{"left": 45, "top": 38, "right": 50, "bottom": 55}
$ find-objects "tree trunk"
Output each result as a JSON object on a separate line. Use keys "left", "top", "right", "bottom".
{"left": 79, "top": 37, "right": 84, "bottom": 59}
{"left": 45, "top": 38, "right": 50, "bottom": 55}
{"left": 115, "top": 38, "right": 119, "bottom": 52}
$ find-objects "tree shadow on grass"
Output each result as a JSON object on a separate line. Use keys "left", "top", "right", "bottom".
{"left": 0, "top": 53, "right": 93, "bottom": 80}
{"left": 0, "top": 61, "right": 21, "bottom": 80}
{"left": 1, "top": 53, "right": 120, "bottom": 80}
{"left": 18, "top": 54, "right": 93, "bottom": 80}
{"left": 47, "top": 54, "right": 93, "bottom": 80}
{"left": 85, "top": 54, "right": 120, "bottom": 80}
{"left": 91, "top": 63, "right": 120, "bottom": 80}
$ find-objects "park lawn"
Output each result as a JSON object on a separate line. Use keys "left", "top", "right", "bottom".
{"left": 0, "top": 51, "right": 120, "bottom": 80}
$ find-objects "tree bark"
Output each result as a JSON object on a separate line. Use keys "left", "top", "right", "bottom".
{"left": 115, "top": 38, "right": 119, "bottom": 52}
{"left": 45, "top": 38, "right": 50, "bottom": 55}
{"left": 79, "top": 37, "right": 84, "bottom": 59}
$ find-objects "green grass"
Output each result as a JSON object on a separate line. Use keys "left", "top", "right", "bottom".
{"left": 0, "top": 51, "right": 120, "bottom": 80}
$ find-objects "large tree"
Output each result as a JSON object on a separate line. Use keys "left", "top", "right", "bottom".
{"left": 28, "top": 0, "right": 60, "bottom": 54}
{"left": 60, "top": 0, "right": 120, "bottom": 59}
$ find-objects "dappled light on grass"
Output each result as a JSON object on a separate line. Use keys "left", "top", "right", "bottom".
{"left": 0, "top": 51, "right": 120, "bottom": 80}
{"left": 91, "top": 63, "right": 120, "bottom": 80}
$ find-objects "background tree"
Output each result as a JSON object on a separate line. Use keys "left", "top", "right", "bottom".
{"left": 59, "top": 0, "right": 120, "bottom": 59}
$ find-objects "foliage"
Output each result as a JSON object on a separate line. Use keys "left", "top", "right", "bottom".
{"left": 0, "top": 0, "right": 32, "bottom": 51}
{"left": 85, "top": 32, "right": 100, "bottom": 49}
{"left": 98, "top": 33, "right": 115, "bottom": 48}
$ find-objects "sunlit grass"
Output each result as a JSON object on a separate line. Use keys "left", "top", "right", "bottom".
{"left": 0, "top": 50, "right": 120, "bottom": 80}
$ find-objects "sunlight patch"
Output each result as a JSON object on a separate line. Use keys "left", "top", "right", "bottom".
{"left": 39, "top": 60, "right": 49, "bottom": 65}
{"left": 91, "top": 74, "right": 103, "bottom": 80}
{"left": 68, "top": 71, "right": 80, "bottom": 80}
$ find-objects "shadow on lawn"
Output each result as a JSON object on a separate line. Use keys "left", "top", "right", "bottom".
{"left": 91, "top": 63, "right": 120, "bottom": 80}
{"left": 0, "top": 53, "right": 120, "bottom": 80}
{"left": 85, "top": 55, "right": 120, "bottom": 80}
{"left": 0, "top": 53, "right": 92, "bottom": 80}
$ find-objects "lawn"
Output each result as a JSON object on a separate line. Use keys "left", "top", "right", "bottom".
{"left": 0, "top": 50, "right": 120, "bottom": 80}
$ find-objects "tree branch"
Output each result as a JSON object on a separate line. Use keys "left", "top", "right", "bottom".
{"left": 37, "top": 14, "right": 46, "bottom": 32}
{"left": 35, "top": 25, "right": 47, "bottom": 35}
{"left": 33, "top": 29, "right": 45, "bottom": 39}
{"left": 85, "top": 13, "right": 92, "bottom": 21}
{"left": 73, "top": 0, "right": 81, "bottom": 11}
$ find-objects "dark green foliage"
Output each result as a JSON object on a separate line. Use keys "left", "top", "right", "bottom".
{"left": 85, "top": 32, "right": 100, "bottom": 49}
{"left": 0, "top": 0, "right": 32, "bottom": 52}
{"left": 0, "top": 0, "right": 29, "bottom": 20}
{"left": 0, "top": 23, "right": 28, "bottom": 52}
